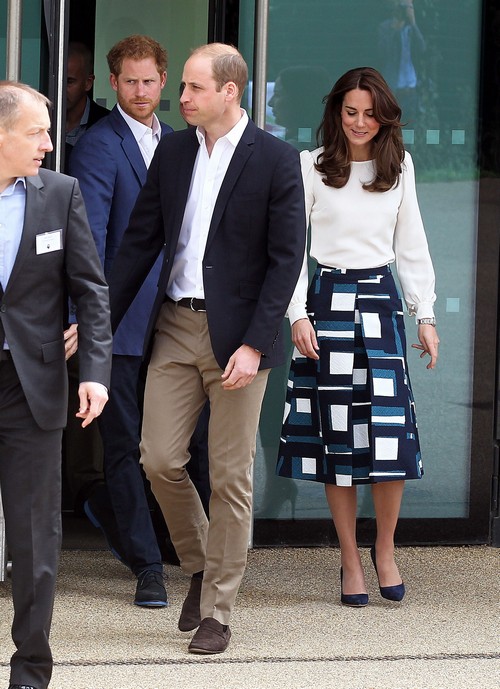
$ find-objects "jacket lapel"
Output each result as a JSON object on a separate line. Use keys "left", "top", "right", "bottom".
{"left": 205, "top": 120, "right": 256, "bottom": 252}
{"left": 5, "top": 175, "right": 46, "bottom": 293}
{"left": 109, "top": 107, "right": 148, "bottom": 186}
{"left": 167, "top": 130, "right": 200, "bottom": 257}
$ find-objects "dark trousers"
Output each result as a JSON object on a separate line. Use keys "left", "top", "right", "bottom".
{"left": 0, "top": 357, "right": 61, "bottom": 689}
{"left": 98, "top": 354, "right": 163, "bottom": 576}
{"left": 62, "top": 352, "right": 103, "bottom": 511}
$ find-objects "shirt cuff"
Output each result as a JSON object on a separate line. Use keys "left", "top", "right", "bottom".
{"left": 287, "top": 303, "right": 309, "bottom": 325}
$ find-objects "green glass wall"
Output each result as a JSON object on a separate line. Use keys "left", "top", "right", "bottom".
{"left": 239, "top": 0, "right": 483, "bottom": 522}
{"left": 1, "top": 0, "right": 491, "bottom": 539}
{"left": 0, "top": 0, "right": 42, "bottom": 85}
{"left": 93, "top": 0, "right": 209, "bottom": 132}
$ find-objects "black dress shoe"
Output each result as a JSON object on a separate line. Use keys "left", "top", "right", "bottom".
{"left": 9, "top": 684, "right": 38, "bottom": 688}
{"left": 134, "top": 569, "right": 168, "bottom": 607}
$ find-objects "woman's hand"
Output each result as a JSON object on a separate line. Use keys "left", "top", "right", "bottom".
{"left": 291, "top": 318, "right": 320, "bottom": 360}
{"left": 411, "top": 324, "right": 440, "bottom": 369}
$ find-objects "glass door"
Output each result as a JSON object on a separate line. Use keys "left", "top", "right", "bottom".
{"left": 49, "top": 0, "right": 213, "bottom": 513}
{"left": 35, "top": 0, "right": 497, "bottom": 545}
{"left": 90, "top": 0, "right": 210, "bottom": 131}
{"left": 238, "top": 0, "right": 496, "bottom": 545}
{"left": 0, "top": 0, "right": 43, "bottom": 84}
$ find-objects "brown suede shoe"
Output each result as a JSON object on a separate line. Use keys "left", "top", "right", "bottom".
{"left": 178, "top": 576, "right": 202, "bottom": 631}
{"left": 188, "top": 617, "right": 231, "bottom": 654}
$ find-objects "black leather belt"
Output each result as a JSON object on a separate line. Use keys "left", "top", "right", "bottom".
{"left": 0, "top": 350, "right": 12, "bottom": 361}
{"left": 168, "top": 297, "right": 207, "bottom": 312}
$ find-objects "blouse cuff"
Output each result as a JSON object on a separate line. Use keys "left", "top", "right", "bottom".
{"left": 410, "top": 302, "right": 436, "bottom": 321}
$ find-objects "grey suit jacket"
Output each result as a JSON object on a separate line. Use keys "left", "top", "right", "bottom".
{"left": 0, "top": 168, "right": 112, "bottom": 430}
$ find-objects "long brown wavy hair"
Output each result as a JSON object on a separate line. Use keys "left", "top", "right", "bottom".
{"left": 316, "top": 67, "right": 404, "bottom": 192}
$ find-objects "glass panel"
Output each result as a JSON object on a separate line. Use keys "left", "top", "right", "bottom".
{"left": 93, "top": 0, "right": 209, "bottom": 131}
{"left": 0, "top": 0, "right": 42, "bottom": 86}
{"left": 0, "top": 2, "right": 5, "bottom": 76}
{"left": 239, "top": 0, "right": 482, "bottom": 521}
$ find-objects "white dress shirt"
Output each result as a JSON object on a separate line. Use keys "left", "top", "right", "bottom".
{"left": 117, "top": 103, "right": 161, "bottom": 167}
{"left": 167, "top": 110, "right": 249, "bottom": 301}
{"left": 287, "top": 148, "right": 436, "bottom": 324}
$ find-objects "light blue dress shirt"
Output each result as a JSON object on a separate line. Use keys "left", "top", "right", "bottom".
{"left": 0, "top": 177, "right": 26, "bottom": 289}
{"left": 0, "top": 177, "right": 27, "bottom": 347}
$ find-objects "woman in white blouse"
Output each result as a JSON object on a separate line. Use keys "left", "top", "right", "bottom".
{"left": 277, "top": 67, "right": 439, "bottom": 606}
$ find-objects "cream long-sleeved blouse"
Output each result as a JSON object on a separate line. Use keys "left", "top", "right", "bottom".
{"left": 287, "top": 148, "right": 436, "bottom": 325}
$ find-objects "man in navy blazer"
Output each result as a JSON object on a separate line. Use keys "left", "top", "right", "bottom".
{"left": 69, "top": 35, "right": 177, "bottom": 607}
{"left": 0, "top": 81, "right": 111, "bottom": 689}
{"left": 109, "top": 43, "right": 306, "bottom": 654}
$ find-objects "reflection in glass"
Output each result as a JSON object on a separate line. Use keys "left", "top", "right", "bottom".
{"left": 377, "top": 0, "right": 426, "bottom": 128}
{"left": 267, "top": 66, "right": 331, "bottom": 150}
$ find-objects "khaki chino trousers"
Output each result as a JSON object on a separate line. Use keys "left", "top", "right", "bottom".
{"left": 140, "top": 301, "right": 269, "bottom": 624}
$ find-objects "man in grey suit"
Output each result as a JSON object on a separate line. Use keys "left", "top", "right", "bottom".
{"left": 0, "top": 81, "right": 112, "bottom": 689}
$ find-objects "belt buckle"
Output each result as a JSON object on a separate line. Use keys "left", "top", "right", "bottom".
{"left": 189, "top": 297, "right": 197, "bottom": 312}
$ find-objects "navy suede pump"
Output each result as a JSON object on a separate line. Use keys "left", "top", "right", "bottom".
{"left": 370, "top": 546, "right": 405, "bottom": 602}
{"left": 340, "top": 568, "right": 369, "bottom": 607}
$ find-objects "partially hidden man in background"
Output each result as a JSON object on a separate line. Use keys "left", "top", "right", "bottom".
{"left": 109, "top": 43, "right": 306, "bottom": 653}
{"left": 69, "top": 34, "right": 210, "bottom": 607}
{"left": 65, "top": 41, "right": 109, "bottom": 168}
{"left": 0, "top": 82, "right": 112, "bottom": 689}
{"left": 61, "top": 39, "right": 110, "bottom": 519}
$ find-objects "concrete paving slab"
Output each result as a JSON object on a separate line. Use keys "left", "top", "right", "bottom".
{"left": 0, "top": 546, "right": 498, "bottom": 688}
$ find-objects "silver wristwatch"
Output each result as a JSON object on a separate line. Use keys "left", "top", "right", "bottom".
{"left": 417, "top": 317, "right": 436, "bottom": 326}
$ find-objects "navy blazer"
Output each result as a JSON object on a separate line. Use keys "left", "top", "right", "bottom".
{"left": 109, "top": 120, "right": 306, "bottom": 370}
{"left": 69, "top": 106, "right": 173, "bottom": 355}
{"left": 0, "top": 170, "right": 112, "bottom": 430}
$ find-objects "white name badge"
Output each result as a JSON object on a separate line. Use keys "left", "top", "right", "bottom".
{"left": 36, "top": 229, "right": 62, "bottom": 255}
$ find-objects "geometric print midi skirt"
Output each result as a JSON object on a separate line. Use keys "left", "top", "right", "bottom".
{"left": 277, "top": 264, "right": 423, "bottom": 486}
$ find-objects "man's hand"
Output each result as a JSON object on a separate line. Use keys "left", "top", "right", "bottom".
{"left": 75, "top": 382, "right": 108, "bottom": 427}
{"left": 64, "top": 324, "right": 78, "bottom": 360}
{"left": 221, "top": 344, "right": 262, "bottom": 390}
{"left": 411, "top": 324, "right": 440, "bottom": 369}
{"left": 291, "top": 318, "right": 319, "bottom": 360}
